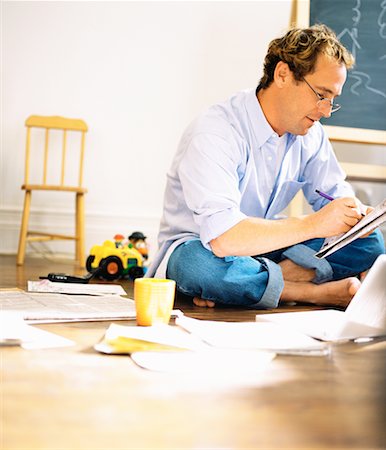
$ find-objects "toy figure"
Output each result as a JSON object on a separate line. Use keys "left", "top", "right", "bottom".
{"left": 128, "top": 231, "right": 149, "bottom": 260}
{"left": 113, "top": 234, "right": 125, "bottom": 248}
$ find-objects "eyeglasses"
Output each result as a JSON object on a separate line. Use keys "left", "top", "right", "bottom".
{"left": 302, "top": 77, "right": 341, "bottom": 114}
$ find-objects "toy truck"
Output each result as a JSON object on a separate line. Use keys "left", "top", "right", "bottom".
{"left": 86, "top": 239, "right": 145, "bottom": 281}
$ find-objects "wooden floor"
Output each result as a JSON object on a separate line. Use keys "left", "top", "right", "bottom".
{"left": 0, "top": 254, "right": 313, "bottom": 321}
{"left": 1, "top": 254, "right": 386, "bottom": 449}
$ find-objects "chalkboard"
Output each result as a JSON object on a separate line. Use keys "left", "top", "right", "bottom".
{"left": 308, "top": 0, "right": 386, "bottom": 140}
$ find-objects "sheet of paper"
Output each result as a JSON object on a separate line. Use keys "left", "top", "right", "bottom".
{"left": 0, "top": 290, "right": 136, "bottom": 323}
{"left": 28, "top": 279, "right": 126, "bottom": 296}
{"left": 95, "top": 322, "right": 208, "bottom": 354}
{"left": 0, "top": 312, "right": 74, "bottom": 349}
{"left": 95, "top": 322, "right": 276, "bottom": 376}
{"left": 176, "top": 314, "right": 329, "bottom": 355}
{"left": 256, "top": 310, "right": 346, "bottom": 341}
{"left": 131, "top": 349, "right": 275, "bottom": 374}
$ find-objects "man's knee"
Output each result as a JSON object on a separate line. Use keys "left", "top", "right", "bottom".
{"left": 167, "top": 239, "right": 220, "bottom": 300}
{"left": 352, "top": 229, "right": 385, "bottom": 270}
{"left": 366, "top": 229, "right": 385, "bottom": 253}
{"left": 326, "top": 229, "right": 385, "bottom": 279}
{"left": 167, "top": 239, "right": 282, "bottom": 308}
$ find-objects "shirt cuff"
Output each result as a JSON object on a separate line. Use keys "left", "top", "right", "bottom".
{"left": 200, "top": 208, "right": 247, "bottom": 250}
{"left": 282, "top": 244, "right": 333, "bottom": 284}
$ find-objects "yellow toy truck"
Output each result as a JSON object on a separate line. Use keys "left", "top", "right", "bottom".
{"left": 86, "top": 239, "right": 145, "bottom": 281}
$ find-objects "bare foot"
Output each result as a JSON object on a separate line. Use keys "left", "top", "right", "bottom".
{"left": 359, "top": 270, "right": 368, "bottom": 281}
{"left": 193, "top": 297, "right": 215, "bottom": 308}
{"left": 279, "top": 259, "right": 315, "bottom": 282}
{"left": 280, "top": 277, "right": 361, "bottom": 308}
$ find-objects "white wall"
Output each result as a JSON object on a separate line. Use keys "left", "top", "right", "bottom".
{"left": 1, "top": 0, "right": 294, "bottom": 258}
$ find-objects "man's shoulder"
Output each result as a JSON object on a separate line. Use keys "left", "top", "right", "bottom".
{"left": 189, "top": 89, "right": 253, "bottom": 138}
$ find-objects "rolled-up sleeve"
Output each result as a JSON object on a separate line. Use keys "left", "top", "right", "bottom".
{"left": 199, "top": 207, "right": 247, "bottom": 250}
{"left": 178, "top": 131, "right": 246, "bottom": 250}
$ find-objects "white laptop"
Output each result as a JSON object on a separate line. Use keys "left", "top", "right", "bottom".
{"left": 256, "top": 254, "right": 386, "bottom": 342}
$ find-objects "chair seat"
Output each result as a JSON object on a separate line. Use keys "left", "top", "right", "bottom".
{"left": 22, "top": 184, "right": 88, "bottom": 194}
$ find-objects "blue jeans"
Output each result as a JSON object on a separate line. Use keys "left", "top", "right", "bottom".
{"left": 166, "top": 229, "right": 385, "bottom": 309}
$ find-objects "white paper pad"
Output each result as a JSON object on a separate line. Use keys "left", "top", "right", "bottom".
{"left": 315, "top": 198, "right": 386, "bottom": 258}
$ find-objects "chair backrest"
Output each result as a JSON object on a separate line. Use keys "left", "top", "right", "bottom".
{"left": 24, "top": 115, "right": 88, "bottom": 189}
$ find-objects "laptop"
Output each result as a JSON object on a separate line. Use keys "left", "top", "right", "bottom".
{"left": 256, "top": 254, "right": 386, "bottom": 342}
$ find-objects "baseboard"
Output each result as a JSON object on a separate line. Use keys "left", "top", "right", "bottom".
{"left": 0, "top": 206, "right": 161, "bottom": 260}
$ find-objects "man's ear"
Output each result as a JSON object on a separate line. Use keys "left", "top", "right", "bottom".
{"left": 274, "top": 61, "right": 292, "bottom": 88}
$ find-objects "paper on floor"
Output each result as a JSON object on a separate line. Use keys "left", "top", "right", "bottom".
{"left": 176, "top": 314, "right": 329, "bottom": 356}
{"left": 28, "top": 279, "right": 126, "bottom": 296}
{"left": 95, "top": 322, "right": 208, "bottom": 354}
{"left": 131, "top": 349, "right": 275, "bottom": 373}
{"left": 0, "top": 312, "right": 74, "bottom": 349}
{"left": 0, "top": 290, "right": 136, "bottom": 323}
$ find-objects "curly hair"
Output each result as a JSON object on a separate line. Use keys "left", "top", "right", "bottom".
{"left": 257, "top": 24, "right": 355, "bottom": 90}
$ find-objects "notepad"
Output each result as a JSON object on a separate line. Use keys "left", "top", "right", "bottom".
{"left": 315, "top": 198, "right": 386, "bottom": 259}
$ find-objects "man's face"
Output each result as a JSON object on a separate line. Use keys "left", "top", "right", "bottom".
{"left": 281, "top": 54, "right": 347, "bottom": 136}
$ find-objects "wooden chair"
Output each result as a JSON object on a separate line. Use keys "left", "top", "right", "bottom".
{"left": 17, "top": 115, "right": 88, "bottom": 267}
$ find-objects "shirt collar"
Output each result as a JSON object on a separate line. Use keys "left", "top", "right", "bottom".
{"left": 245, "top": 89, "right": 297, "bottom": 148}
{"left": 245, "top": 89, "right": 277, "bottom": 147}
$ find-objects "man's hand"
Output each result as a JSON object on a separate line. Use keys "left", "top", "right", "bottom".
{"left": 210, "top": 197, "right": 372, "bottom": 258}
{"left": 308, "top": 197, "right": 364, "bottom": 238}
{"left": 360, "top": 204, "right": 376, "bottom": 238}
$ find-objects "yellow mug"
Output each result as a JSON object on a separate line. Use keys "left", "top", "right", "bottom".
{"left": 134, "top": 278, "right": 176, "bottom": 326}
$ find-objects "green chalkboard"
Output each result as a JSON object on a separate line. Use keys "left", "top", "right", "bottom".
{"left": 310, "top": 0, "right": 386, "bottom": 132}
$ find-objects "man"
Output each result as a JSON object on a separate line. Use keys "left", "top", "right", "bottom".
{"left": 147, "top": 24, "right": 384, "bottom": 309}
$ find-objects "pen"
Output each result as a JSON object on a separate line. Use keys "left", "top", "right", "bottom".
{"left": 315, "top": 189, "right": 334, "bottom": 201}
{"left": 315, "top": 189, "right": 366, "bottom": 216}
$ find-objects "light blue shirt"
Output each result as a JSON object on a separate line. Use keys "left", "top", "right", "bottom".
{"left": 148, "top": 89, "right": 353, "bottom": 277}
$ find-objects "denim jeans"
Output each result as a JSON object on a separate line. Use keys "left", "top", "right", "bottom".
{"left": 166, "top": 229, "right": 385, "bottom": 309}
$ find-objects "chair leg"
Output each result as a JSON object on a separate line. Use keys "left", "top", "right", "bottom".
{"left": 17, "top": 190, "right": 32, "bottom": 266}
{"left": 75, "top": 193, "right": 85, "bottom": 268}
